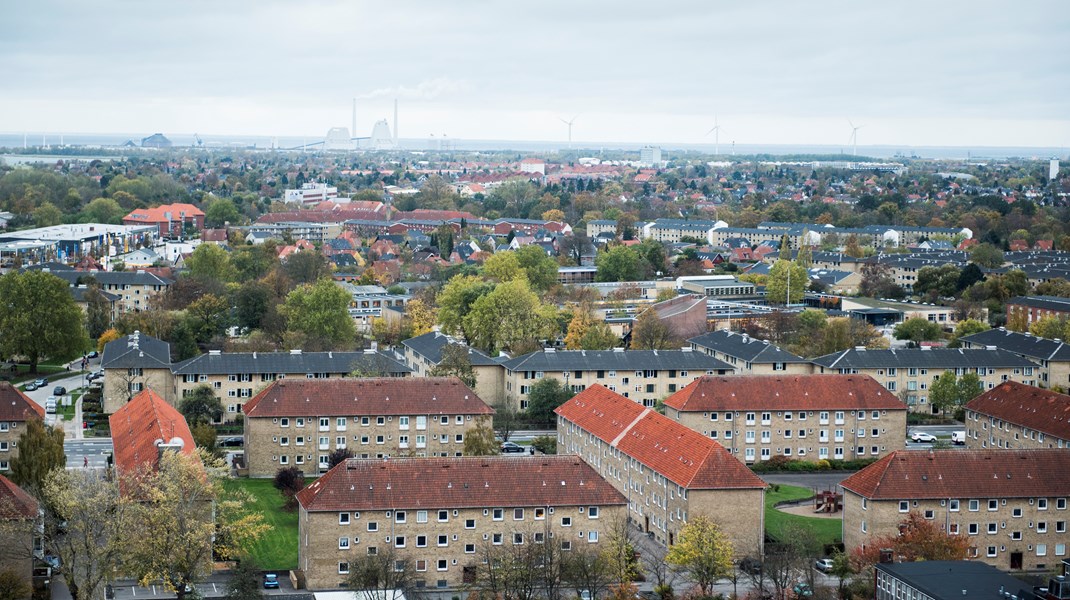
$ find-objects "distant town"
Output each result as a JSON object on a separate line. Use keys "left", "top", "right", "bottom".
{"left": 0, "top": 140, "right": 1069, "bottom": 600}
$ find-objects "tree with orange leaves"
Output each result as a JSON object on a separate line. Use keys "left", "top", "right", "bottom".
{"left": 850, "top": 512, "right": 971, "bottom": 570}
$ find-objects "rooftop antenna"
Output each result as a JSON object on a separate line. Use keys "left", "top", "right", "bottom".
{"left": 706, "top": 116, "right": 725, "bottom": 156}
{"left": 848, "top": 119, "right": 864, "bottom": 156}
{"left": 560, "top": 114, "right": 579, "bottom": 149}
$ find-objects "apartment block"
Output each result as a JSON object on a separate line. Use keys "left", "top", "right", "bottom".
{"left": 0, "top": 474, "right": 40, "bottom": 589}
{"left": 1007, "top": 296, "right": 1070, "bottom": 326}
{"left": 960, "top": 328, "right": 1070, "bottom": 391}
{"left": 964, "top": 382, "right": 1070, "bottom": 450}
{"left": 242, "top": 378, "right": 494, "bottom": 477}
{"left": 101, "top": 332, "right": 175, "bottom": 414}
{"left": 663, "top": 375, "right": 907, "bottom": 463}
{"left": 172, "top": 349, "right": 410, "bottom": 419}
{"left": 555, "top": 385, "right": 767, "bottom": 554}
{"left": 295, "top": 456, "right": 626, "bottom": 591}
{"left": 688, "top": 330, "right": 811, "bottom": 374}
{"left": 0, "top": 383, "right": 45, "bottom": 472}
{"left": 503, "top": 349, "right": 734, "bottom": 411}
{"left": 401, "top": 332, "right": 505, "bottom": 405}
{"left": 47, "top": 268, "right": 173, "bottom": 313}
{"left": 811, "top": 348, "right": 1038, "bottom": 413}
{"left": 840, "top": 450, "right": 1070, "bottom": 572}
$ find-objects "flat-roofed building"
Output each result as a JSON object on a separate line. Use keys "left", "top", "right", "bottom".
{"left": 964, "top": 381, "right": 1070, "bottom": 450}
{"left": 502, "top": 348, "right": 734, "bottom": 411}
{"left": 811, "top": 348, "right": 1039, "bottom": 413}
{"left": 840, "top": 449, "right": 1070, "bottom": 572}
{"left": 242, "top": 378, "right": 493, "bottom": 477}
{"left": 555, "top": 385, "right": 767, "bottom": 554}
{"left": 295, "top": 455, "right": 627, "bottom": 591}
{"left": 663, "top": 375, "right": 907, "bottom": 463}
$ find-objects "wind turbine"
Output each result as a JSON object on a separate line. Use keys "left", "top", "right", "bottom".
{"left": 706, "top": 116, "right": 725, "bottom": 156}
{"left": 847, "top": 119, "right": 864, "bottom": 156}
{"left": 560, "top": 115, "right": 579, "bottom": 149}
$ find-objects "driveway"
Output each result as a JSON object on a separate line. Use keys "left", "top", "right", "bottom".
{"left": 761, "top": 471, "right": 852, "bottom": 491}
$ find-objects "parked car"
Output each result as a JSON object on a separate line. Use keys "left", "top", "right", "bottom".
{"left": 218, "top": 437, "right": 244, "bottom": 448}
{"left": 34, "top": 378, "right": 47, "bottom": 387}
{"left": 53, "top": 386, "right": 66, "bottom": 396}
{"left": 911, "top": 432, "right": 938, "bottom": 443}
{"left": 814, "top": 558, "right": 835, "bottom": 573}
{"left": 86, "top": 351, "right": 99, "bottom": 359}
{"left": 500, "top": 441, "right": 525, "bottom": 453}
{"left": 23, "top": 382, "right": 38, "bottom": 391}
{"left": 793, "top": 582, "right": 813, "bottom": 597}
{"left": 739, "top": 557, "right": 763, "bottom": 575}
{"left": 263, "top": 573, "right": 279, "bottom": 589}
{"left": 951, "top": 431, "right": 966, "bottom": 445}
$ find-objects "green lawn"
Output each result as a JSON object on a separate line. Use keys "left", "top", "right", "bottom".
{"left": 765, "top": 484, "right": 842, "bottom": 547}
{"left": 224, "top": 478, "right": 299, "bottom": 571}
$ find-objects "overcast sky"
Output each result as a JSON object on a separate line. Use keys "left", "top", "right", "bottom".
{"left": 2, "top": 0, "right": 1068, "bottom": 149}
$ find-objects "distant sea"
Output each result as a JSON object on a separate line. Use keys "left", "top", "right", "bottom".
{"left": 0, "top": 132, "right": 1064, "bottom": 161}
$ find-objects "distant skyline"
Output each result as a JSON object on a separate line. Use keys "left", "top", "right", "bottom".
{"left": 2, "top": 1, "right": 1068, "bottom": 149}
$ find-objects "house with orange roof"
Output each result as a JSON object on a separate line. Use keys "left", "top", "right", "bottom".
{"left": 0, "top": 473, "right": 40, "bottom": 587}
{"left": 123, "top": 203, "right": 205, "bottom": 238}
{"left": 840, "top": 449, "right": 1070, "bottom": 571}
{"left": 108, "top": 388, "right": 196, "bottom": 479}
{"left": 0, "top": 382, "right": 46, "bottom": 472}
{"left": 964, "top": 381, "right": 1070, "bottom": 450}
{"left": 277, "top": 239, "right": 315, "bottom": 260}
{"left": 555, "top": 385, "right": 767, "bottom": 554}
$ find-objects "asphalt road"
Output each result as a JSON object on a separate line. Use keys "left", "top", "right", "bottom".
{"left": 65, "top": 438, "right": 113, "bottom": 470}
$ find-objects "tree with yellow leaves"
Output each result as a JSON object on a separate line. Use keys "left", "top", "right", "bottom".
{"left": 665, "top": 515, "right": 734, "bottom": 597}
{"left": 404, "top": 298, "right": 436, "bottom": 337}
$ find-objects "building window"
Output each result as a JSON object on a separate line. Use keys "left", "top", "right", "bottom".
{"left": 969, "top": 500, "right": 979, "bottom": 512}
{"left": 514, "top": 508, "right": 524, "bottom": 520}
{"left": 339, "top": 513, "right": 350, "bottom": 525}
{"left": 416, "top": 536, "right": 427, "bottom": 548}
{"left": 899, "top": 501, "right": 909, "bottom": 513}
{"left": 562, "top": 517, "right": 572, "bottom": 527}
{"left": 989, "top": 500, "right": 998, "bottom": 511}
{"left": 588, "top": 531, "right": 598, "bottom": 543}
{"left": 338, "top": 562, "right": 350, "bottom": 574}
{"left": 1039, "top": 498, "right": 1049, "bottom": 510}
{"left": 339, "top": 537, "right": 350, "bottom": 549}
{"left": 493, "top": 509, "right": 504, "bottom": 521}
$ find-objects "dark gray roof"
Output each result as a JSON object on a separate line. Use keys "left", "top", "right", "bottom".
{"left": 401, "top": 332, "right": 501, "bottom": 366}
{"left": 960, "top": 328, "right": 1070, "bottom": 361}
{"left": 811, "top": 348, "right": 1036, "bottom": 370}
{"left": 1008, "top": 295, "right": 1070, "bottom": 312}
{"left": 69, "top": 286, "right": 121, "bottom": 303}
{"left": 101, "top": 333, "right": 172, "bottom": 369}
{"left": 688, "top": 330, "right": 807, "bottom": 364}
{"left": 502, "top": 349, "right": 733, "bottom": 372}
{"left": 874, "top": 561, "right": 1034, "bottom": 600}
{"left": 46, "top": 269, "right": 173, "bottom": 287}
{"left": 171, "top": 350, "right": 411, "bottom": 375}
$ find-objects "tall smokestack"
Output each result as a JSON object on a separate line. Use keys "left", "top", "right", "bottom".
{"left": 352, "top": 98, "right": 357, "bottom": 141}
{"left": 393, "top": 98, "right": 398, "bottom": 147}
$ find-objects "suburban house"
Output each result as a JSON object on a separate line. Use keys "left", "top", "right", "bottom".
{"left": 688, "top": 330, "right": 811, "bottom": 374}
{"left": 0, "top": 382, "right": 45, "bottom": 472}
{"left": 502, "top": 349, "right": 734, "bottom": 411}
{"left": 810, "top": 348, "right": 1039, "bottom": 413}
{"left": 401, "top": 332, "right": 505, "bottom": 405}
{"left": 839, "top": 449, "right": 1070, "bottom": 572}
{"left": 960, "top": 328, "right": 1070, "bottom": 391}
{"left": 109, "top": 388, "right": 196, "bottom": 478}
{"left": 0, "top": 474, "right": 41, "bottom": 590}
{"left": 101, "top": 332, "right": 175, "bottom": 414}
{"left": 964, "top": 382, "right": 1070, "bottom": 450}
{"left": 242, "top": 378, "right": 494, "bottom": 477}
{"left": 555, "top": 385, "right": 767, "bottom": 554}
{"left": 171, "top": 349, "right": 411, "bottom": 420}
{"left": 662, "top": 375, "right": 907, "bottom": 463}
{"left": 295, "top": 455, "right": 626, "bottom": 591}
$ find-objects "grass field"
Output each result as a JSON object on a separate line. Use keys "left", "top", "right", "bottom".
{"left": 765, "top": 484, "right": 842, "bottom": 547}
{"left": 224, "top": 478, "right": 299, "bottom": 571}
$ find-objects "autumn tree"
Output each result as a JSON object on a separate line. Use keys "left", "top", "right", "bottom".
{"left": 436, "top": 275, "right": 493, "bottom": 340}
{"left": 428, "top": 343, "right": 477, "bottom": 389}
{"left": 404, "top": 298, "right": 436, "bottom": 336}
{"left": 464, "top": 279, "right": 556, "bottom": 355}
{"left": 185, "top": 243, "right": 237, "bottom": 282}
{"left": 565, "top": 304, "right": 618, "bottom": 350}
{"left": 0, "top": 270, "right": 88, "bottom": 373}
{"left": 630, "top": 307, "right": 675, "bottom": 350}
{"left": 664, "top": 515, "right": 734, "bottom": 597}
{"left": 859, "top": 262, "right": 904, "bottom": 299}
{"left": 893, "top": 317, "right": 944, "bottom": 343}
{"left": 1030, "top": 316, "right": 1070, "bottom": 340}
{"left": 595, "top": 245, "right": 642, "bottom": 282}
{"left": 9, "top": 418, "right": 65, "bottom": 497}
{"left": 273, "top": 466, "right": 306, "bottom": 511}
{"left": 765, "top": 259, "right": 807, "bottom": 305}
{"left": 561, "top": 546, "right": 614, "bottom": 600}
{"left": 850, "top": 512, "right": 970, "bottom": 569}
{"left": 950, "top": 319, "right": 989, "bottom": 346}
{"left": 179, "top": 385, "right": 224, "bottom": 426}
{"left": 281, "top": 278, "right": 355, "bottom": 350}
{"left": 97, "top": 328, "right": 122, "bottom": 352}
{"left": 343, "top": 547, "right": 420, "bottom": 600}
{"left": 463, "top": 416, "right": 500, "bottom": 456}
{"left": 0, "top": 569, "right": 31, "bottom": 600}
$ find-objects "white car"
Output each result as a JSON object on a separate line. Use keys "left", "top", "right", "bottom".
{"left": 911, "top": 432, "right": 938, "bottom": 443}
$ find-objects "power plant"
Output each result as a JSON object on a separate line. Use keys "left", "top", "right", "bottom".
{"left": 293, "top": 98, "right": 400, "bottom": 151}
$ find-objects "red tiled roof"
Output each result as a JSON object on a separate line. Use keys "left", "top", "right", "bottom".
{"left": 109, "top": 388, "right": 195, "bottom": 475}
{"left": 555, "top": 385, "right": 765, "bottom": 491}
{"left": 966, "top": 381, "right": 1070, "bottom": 441}
{"left": 664, "top": 375, "right": 906, "bottom": 413}
{"left": 0, "top": 474, "right": 38, "bottom": 520}
{"left": 123, "top": 203, "right": 204, "bottom": 223}
{"left": 840, "top": 449, "right": 1070, "bottom": 500}
{"left": 0, "top": 382, "right": 45, "bottom": 421}
{"left": 243, "top": 377, "right": 493, "bottom": 418}
{"left": 297, "top": 455, "right": 627, "bottom": 512}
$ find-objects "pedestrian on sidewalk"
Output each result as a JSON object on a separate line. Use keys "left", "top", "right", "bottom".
{"left": 83, "top": 456, "right": 88, "bottom": 468}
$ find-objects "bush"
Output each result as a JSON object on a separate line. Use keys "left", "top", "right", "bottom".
{"left": 531, "top": 435, "right": 557, "bottom": 455}
{"left": 750, "top": 457, "right": 877, "bottom": 473}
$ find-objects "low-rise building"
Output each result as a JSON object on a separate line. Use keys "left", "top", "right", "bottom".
{"left": 875, "top": 560, "right": 1044, "bottom": 600}
{"left": 502, "top": 348, "right": 734, "bottom": 410}
{"left": 295, "top": 455, "right": 627, "bottom": 591}
{"left": 663, "top": 374, "right": 907, "bottom": 463}
{"left": 688, "top": 330, "right": 811, "bottom": 374}
{"left": 172, "top": 349, "right": 411, "bottom": 420}
{"left": 840, "top": 449, "right": 1070, "bottom": 572}
{"left": 242, "top": 378, "right": 494, "bottom": 477}
{"left": 960, "top": 328, "right": 1070, "bottom": 391}
{"left": 0, "top": 474, "right": 40, "bottom": 589}
{"left": 811, "top": 348, "right": 1039, "bottom": 413}
{"left": 555, "top": 385, "right": 767, "bottom": 554}
{"left": 122, "top": 203, "right": 205, "bottom": 238}
{"left": 964, "top": 381, "right": 1070, "bottom": 450}
{"left": 401, "top": 332, "right": 504, "bottom": 405}
{"left": 0, "top": 383, "right": 45, "bottom": 472}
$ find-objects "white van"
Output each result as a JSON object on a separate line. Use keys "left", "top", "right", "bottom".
{"left": 951, "top": 431, "right": 966, "bottom": 445}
